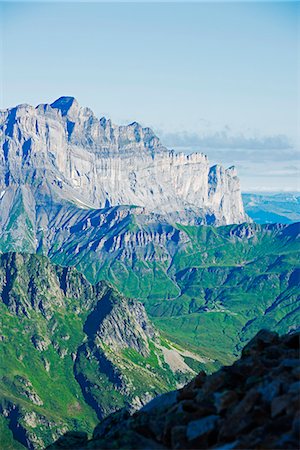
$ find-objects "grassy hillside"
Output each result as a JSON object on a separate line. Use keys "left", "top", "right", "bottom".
{"left": 0, "top": 253, "right": 192, "bottom": 449}
{"left": 49, "top": 221, "right": 299, "bottom": 365}
{"left": 0, "top": 216, "right": 299, "bottom": 449}
{"left": 1, "top": 218, "right": 299, "bottom": 364}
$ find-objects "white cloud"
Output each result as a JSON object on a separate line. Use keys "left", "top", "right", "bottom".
{"left": 159, "top": 129, "right": 293, "bottom": 150}
{"left": 158, "top": 128, "right": 299, "bottom": 192}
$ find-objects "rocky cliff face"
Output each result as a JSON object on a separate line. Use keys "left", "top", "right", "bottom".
{"left": 84, "top": 293, "right": 156, "bottom": 357}
{"left": 0, "top": 96, "right": 247, "bottom": 225}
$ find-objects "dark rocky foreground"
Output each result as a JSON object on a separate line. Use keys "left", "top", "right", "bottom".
{"left": 47, "top": 330, "right": 300, "bottom": 450}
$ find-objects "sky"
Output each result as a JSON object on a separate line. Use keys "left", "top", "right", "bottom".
{"left": 0, "top": 1, "right": 299, "bottom": 192}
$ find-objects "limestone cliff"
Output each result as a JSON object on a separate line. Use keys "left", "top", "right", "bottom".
{"left": 0, "top": 96, "right": 247, "bottom": 225}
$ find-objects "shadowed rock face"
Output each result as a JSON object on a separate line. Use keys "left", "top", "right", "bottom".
{"left": 83, "top": 292, "right": 155, "bottom": 356}
{"left": 47, "top": 330, "right": 300, "bottom": 450}
{"left": 74, "top": 288, "right": 159, "bottom": 420}
{"left": 0, "top": 97, "right": 248, "bottom": 225}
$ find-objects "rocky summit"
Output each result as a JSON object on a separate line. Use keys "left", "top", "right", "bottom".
{"left": 48, "top": 330, "right": 300, "bottom": 450}
{"left": 0, "top": 96, "right": 248, "bottom": 225}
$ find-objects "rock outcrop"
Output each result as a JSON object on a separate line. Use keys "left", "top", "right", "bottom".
{"left": 47, "top": 330, "right": 300, "bottom": 450}
{"left": 0, "top": 96, "right": 248, "bottom": 225}
{"left": 84, "top": 292, "right": 156, "bottom": 357}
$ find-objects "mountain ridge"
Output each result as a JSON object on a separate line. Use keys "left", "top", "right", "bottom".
{"left": 0, "top": 96, "right": 248, "bottom": 225}
{"left": 1, "top": 252, "right": 201, "bottom": 449}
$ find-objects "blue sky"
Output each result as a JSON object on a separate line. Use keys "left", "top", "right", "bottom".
{"left": 0, "top": 1, "right": 299, "bottom": 191}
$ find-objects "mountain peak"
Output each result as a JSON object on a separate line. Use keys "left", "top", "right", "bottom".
{"left": 0, "top": 97, "right": 248, "bottom": 225}
{"left": 226, "top": 165, "right": 237, "bottom": 176}
{"left": 50, "top": 96, "right": 78, "bottom": 116}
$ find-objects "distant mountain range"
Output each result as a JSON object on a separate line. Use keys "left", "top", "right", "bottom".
{"left": 243, "top": 192, "right": 300, "bottom": 224}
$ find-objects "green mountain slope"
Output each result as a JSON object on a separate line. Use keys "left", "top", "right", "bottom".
{"left": 1, "top": 202, "right": 299, "bottom": 363}
{"left": 48, "top": 220, "right": 300, "bottom": 365}
{"left": 0, "top": 253, "right": 197, "bottom": 449}
{"left": 0, "top": 202, "right": 299, "bottom": 449}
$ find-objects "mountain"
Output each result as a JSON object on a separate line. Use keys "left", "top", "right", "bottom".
{"left": 1, "top": 97, "right": 299, "bottom": 449}
{"left": 243, "top": 192, "right": 300, "bottom": 224}
{"left": 0, "top": 253, "right": 205, "bottom": 450}
{"left": 0, "top": 96, "right": 248, "bottom": 225}
{"left": 0, "top": 193, "right": 299, "bottom": 363}
{"left": 1, "top": 222, "right": 298, "bottom": 449}
{"left": 47, "top": 329, "right": 300, "bottom": 450}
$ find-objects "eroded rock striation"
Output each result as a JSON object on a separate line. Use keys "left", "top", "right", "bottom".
{"left": 0, "top": 96, "right": 248, "bottom": 225}
{"left": 48, "top": 330, "right": 300, "bottom": 450}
